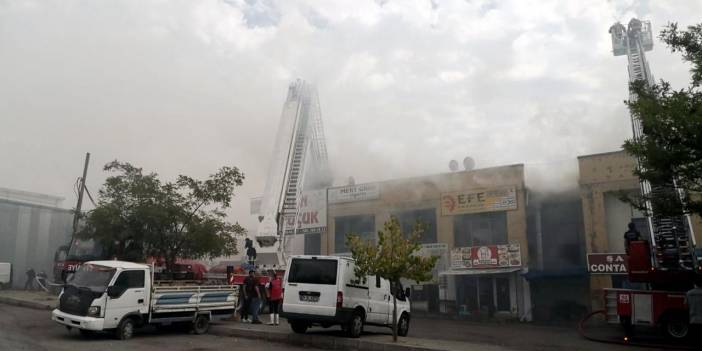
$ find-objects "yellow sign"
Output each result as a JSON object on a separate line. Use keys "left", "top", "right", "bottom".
{"left": 441, "top": 187, "right": 517, "bottom": 215}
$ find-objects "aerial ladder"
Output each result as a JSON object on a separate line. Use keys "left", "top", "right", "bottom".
{"left": 250, "top": 79, "right": 330, "bottom": 269}
{"left": 603, "top": 18, "right": 700, "bottom": 340}
{"left": 610, "top": 18, "right": 697, "bottom": 283}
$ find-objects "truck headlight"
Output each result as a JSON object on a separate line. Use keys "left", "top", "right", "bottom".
{"left": 87, "top": 306, "right": 101, "bottom": 317}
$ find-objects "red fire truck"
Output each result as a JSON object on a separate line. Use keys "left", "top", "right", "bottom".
{"left": 604, "top": 241, "right": 701, "bottom": 340}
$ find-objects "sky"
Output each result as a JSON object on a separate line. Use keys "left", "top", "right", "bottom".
{"left": 1, "top": 0, "right": 701, "bottom": 230}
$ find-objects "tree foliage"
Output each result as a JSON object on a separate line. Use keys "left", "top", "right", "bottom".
{"left": 346, "top": 217, "right": 438, "bottom": 341}
{"left": 623, "top": 22, "right": 702, "bottom": 216}
{"left": 78, "top": 161, "right": 246, "bottom": 268}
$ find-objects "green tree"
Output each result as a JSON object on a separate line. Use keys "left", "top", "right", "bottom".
{"left": 78, "top": 161, "right": 246, "bottom": 269}
{"left": 623, "top": 22, "right": 702, "bottom": 217}
{"left": 346, "top": 217, "right": 438, "bottom": 342}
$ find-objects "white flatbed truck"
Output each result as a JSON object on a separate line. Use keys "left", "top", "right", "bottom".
{"left": 51, "top": 260, "right": 237, "bottom": 339}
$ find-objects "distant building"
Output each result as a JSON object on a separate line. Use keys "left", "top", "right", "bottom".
{"left": 0, "top": 188, "right": 72, "bottom": 287}
{"left": 322, "top": 164, "right": 532, "bottom": 321}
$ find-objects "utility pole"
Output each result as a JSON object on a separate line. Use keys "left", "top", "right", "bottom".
{"left": 70, "top": 152, "right": 90, "bottom": 246}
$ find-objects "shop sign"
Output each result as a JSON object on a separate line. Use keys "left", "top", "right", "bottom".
{"left": 586, "top": 253, "right": 628, "bottom": 274}
{"left": 328, "top": 183, "right": 380, "bottom": 204}
{"left": 283, "top": 189, "right": 327, "bottom": 235}
{"left": 441, "top": 187, "right": 517, "bottom": 216}
{"left": 450, "top": 244, "right": 522, "bottom": 269}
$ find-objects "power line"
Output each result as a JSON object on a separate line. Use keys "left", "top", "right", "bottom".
{"left": 84, "top": 185, "right": 97, "bottom": 207}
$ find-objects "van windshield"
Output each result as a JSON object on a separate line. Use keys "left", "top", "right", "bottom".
{"left": 288, "top": 258, "right": 337, "bottom": 285}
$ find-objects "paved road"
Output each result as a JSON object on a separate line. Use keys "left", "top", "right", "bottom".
{"left": 274, "top": 316, "right": 680, "bottom": 351}
{"left": 0, "top": 304, "right": 320, "bottom": 351}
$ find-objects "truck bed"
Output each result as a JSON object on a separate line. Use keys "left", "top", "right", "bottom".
{"left": 151, "top": 285, "right": 238, "bottom": 320}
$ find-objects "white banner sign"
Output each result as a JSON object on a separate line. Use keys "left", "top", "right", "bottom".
{"left": 328, "top": 183, "right": 380, "bottom": 204}
{"left": 283, "top": 189, "right": 327, "bottom": 235}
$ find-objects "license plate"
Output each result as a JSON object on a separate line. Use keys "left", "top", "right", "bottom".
{"left": 300, "top": 295, "right": 319, "bottom": 302}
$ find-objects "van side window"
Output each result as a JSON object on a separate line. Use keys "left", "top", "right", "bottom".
{"left": 375, "top": 275, "right": 381, "bottom": 288}
{"left": 391, "top": 281, "right": 406, "bottom": 301}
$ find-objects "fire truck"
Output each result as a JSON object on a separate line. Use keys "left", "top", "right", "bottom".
{"left": 53, "top": 239, "right": 208, "bottom": 284}
{"left": 604, "top": 19, "right": 702, "bottom": 341}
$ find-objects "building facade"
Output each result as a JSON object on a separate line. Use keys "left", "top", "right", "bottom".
{"left": 578, "top": 150, "right": 702, "bottom": 310}
{"left": 0, "top": 188, "right": 73, "bottom": 288}
{"left": 322, "top": 164, "right": 532, "bottom": 320}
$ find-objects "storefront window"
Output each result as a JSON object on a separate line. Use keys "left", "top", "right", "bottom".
{"left": 304, "top": 233, "right": 321, "bottom": 255}
{"left": 334, "top": 215, "right": 375, "bottom": 253}
{"left": 453, "top": 212, "right": 508, "bottom": 247}
{"left": 394, "top": 208, "right": 437, "bottom": 243}
{"left": 456, "top": 275, "right": 512, "bottom": 316}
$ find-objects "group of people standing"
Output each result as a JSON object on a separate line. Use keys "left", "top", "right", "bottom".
{"left": 240, "top": 270, "right": 283, "bottom": 325}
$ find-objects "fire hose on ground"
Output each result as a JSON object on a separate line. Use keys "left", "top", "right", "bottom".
{"left": 577, "top": 309, "right": 697, "bottom": 350}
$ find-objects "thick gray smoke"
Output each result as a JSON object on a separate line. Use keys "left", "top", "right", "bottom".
{"left": 1, "top": 1, "right": 701, "bottom": 231}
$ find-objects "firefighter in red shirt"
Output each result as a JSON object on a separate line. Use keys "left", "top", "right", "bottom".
{"left": 266, "top": 271, "right": 283, "bottom": 325}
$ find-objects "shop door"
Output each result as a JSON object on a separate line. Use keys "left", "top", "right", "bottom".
{"left": 456, "top": 276, "right": 478, "bottom": 315}
{"left": 426, "top": 284, "right": 439, "bottom": 313}
{"left": 496, "top": 277, "right": 510, "bottom": 311}
{"left": 478, "top": 277, "right": 494, "bottom": 315}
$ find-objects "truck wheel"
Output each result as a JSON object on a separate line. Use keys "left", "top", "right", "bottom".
{"left": 115, "top": 318, "right": 135, "bottom": 340}
{"left": 346, "top": 312, "right": 363, "bottom": 338}
{"left": 397, "top": 313, "right": 410, "bottom": 337}
{"left": 663, "top": 314, "right": 689, "bottom": 340}
{"left": 193, "top": 315, "right": 210, "bottom": 335}
{"left": 290, "top": 321, "right": 308, "bottom": 334}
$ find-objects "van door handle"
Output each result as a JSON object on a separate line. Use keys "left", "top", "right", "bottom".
{"left": 138, "top": 299, "right": 144, "bottom": 304}
{"left": 288, "top": 283, "right": 297, "bottom": 287}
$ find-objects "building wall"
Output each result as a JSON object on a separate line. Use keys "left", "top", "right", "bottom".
{"left": 578, "top": 150, "right": 702, "bottom": 309}
{"left": 0, "top": 199, "right": 72, "bottom": 287}
{"left": 324, "top": 164, "right": 530, "bottom": 319}
{"left": 325, "top": 164, "right": 527, "bottom": 256}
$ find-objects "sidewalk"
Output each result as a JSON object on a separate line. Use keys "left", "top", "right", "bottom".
{"left": 0, "top": 289, "right": 58, "bottom": 310}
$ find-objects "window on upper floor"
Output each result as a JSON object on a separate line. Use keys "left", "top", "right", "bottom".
{"left": 453, "top": 212, "right": 507, "bottom": 247}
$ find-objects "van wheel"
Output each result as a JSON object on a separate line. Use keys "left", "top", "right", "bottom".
{"left": 397, "top": 313, "right": 410, "bottom": 337}
{"left": 346, "top": 312, "right": 363, "bottom": 338}
{"left": 193, "top": 315, "right": 210, "bottom": 335}
{"left": 290, "top": 321, "right": 308, "bottom": 334}
{"left": 663, "top": 313, "right": 689, "bottom": 340}
{"left": 115, "top": 318, "right": 135, "bottom": 340}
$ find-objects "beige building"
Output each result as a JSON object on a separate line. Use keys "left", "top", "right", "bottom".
{"left": 322, "top": 164, "right": 532, "bottom": 320}
{"left": 578, "top": 150, "right": 702, "bottom": 309}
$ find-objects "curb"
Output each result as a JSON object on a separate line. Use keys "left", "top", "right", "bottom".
{"left": 212, "top": 325, "right": 443, "bottom": 351}
{"left": 0, "top": 296, "right": 56, "bottom": 311}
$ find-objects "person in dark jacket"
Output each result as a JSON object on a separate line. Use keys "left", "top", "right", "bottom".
{"left": 24, "top": 268, "right": 36, "bottom": 290}
{"left": 243, "top": 270, "right": 262, "bottom": 324}
{"left": 624, "top": 222, "right": 642, "bottom": 254}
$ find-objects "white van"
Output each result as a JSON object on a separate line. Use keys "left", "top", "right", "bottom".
{"left": 281, "top": 255, "right": 411, "bottom": 338}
